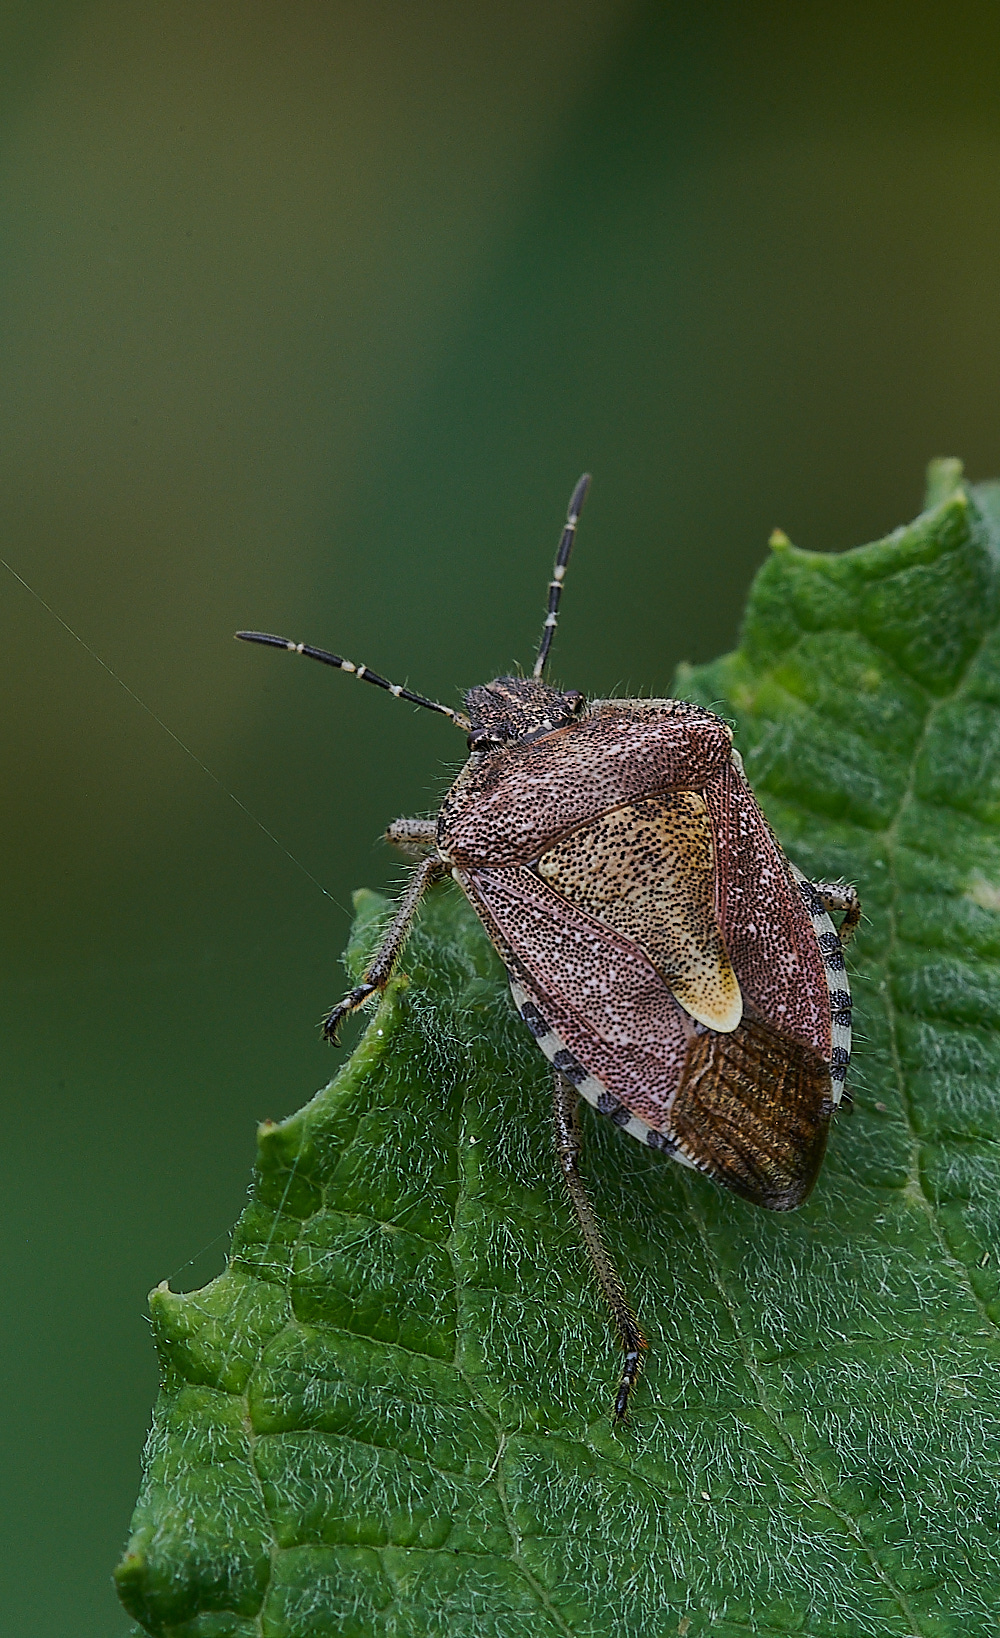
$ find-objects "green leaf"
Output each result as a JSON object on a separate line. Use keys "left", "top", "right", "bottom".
{"left": 117, "top": 460, "right": 1000, "bottom": 1637}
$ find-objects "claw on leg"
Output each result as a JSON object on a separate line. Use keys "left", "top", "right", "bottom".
{"left": 322, "top": 982, "right": 377, "bottom": 1043}
{"left": 614, "top": 1333, "right": 649, "bottom": 1422}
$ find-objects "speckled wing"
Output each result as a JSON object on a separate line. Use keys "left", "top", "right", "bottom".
{"left": 705, "top": 760, "right": 832, "bottom": 1057}
{"left": 440, "top": 703, "right": 734, "bottom": 866}
{"left": 534, "top": 792, "right": 743, "bottom": 1033}
{"left": 457, "top": 863, "right": 691, "bottom": 1134}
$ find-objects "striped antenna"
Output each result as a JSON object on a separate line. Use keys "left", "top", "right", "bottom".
{"left": 532, "top": 472, "right": 591, "bottom": 678}
{"left": 235, "top": 631, "right": 470, "bottom": 730}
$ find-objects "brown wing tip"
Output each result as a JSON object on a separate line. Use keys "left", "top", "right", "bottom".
{"left": 670, "top": 1015, "right": 834, "bottom": 1210}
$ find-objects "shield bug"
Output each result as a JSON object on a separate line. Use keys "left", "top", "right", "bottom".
{"left": 237, "top": 475, "right": 859, "bottom": 1421}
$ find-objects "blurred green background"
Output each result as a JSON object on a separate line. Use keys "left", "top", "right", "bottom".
{"left": 3, "top": 3, "right": 1000, "bottom": 1632}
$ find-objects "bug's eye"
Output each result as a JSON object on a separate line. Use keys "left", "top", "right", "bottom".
{"left": 562, "top": 690, "right": 585, "bottom": 714}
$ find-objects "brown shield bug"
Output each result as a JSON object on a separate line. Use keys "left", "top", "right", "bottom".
{"left": 237, "top": 475, "right": 859, "bottom": 1421}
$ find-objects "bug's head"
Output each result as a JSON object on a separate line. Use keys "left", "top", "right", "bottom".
{"left": 464, "top": 471, "right": 594, "bottom": 753}
{"left": 465, "top": 677, "right": 585, "bottom": 752}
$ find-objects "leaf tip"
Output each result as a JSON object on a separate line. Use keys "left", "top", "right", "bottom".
{"left": 148, "top": 1280, "right": 178, "bottom": 1322}
{"left": 924, "top": 455, "right": 965, "bottom": 511}
{"left": 768, "top": 527, "right": 792, "bottom": 551}
{"left": 255, "top": 1115, "right": 291, "bottom": 1168}
{"left": 112, "top": 1549, "right": 146, "bottom": 1604}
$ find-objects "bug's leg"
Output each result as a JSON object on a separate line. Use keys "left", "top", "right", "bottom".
{"left": 322, "top": 855, "right": 447, "bottom": 1042}
{"left": 385, "top": 817, "right": 439, "bottom": 858}
{"left": 552, "top": 1069, "right": 647, "bottom": 1422}
{"left": 811, "top": 881, "right": 861, "bottom": 945}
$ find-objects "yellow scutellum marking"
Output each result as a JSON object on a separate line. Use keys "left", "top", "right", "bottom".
{"left": 537, "top": 792, "right": 743, "bottom": 1033}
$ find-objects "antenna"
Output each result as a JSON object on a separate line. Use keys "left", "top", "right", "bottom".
{"left": 532, "top": 472, "right": 591, "bottom": 678}
{"left": 235, "top": 631, "right": 470, "bottom": 730}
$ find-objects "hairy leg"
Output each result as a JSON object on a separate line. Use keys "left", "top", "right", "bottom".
{"left": 385, "top": 817, "right": 439, "bottom": 858}
{"left": 552, "top": 1070, "right": 647, "bottom": 1421}
{"left": 323, "top": 855, "right": 446, "bottom": 1041}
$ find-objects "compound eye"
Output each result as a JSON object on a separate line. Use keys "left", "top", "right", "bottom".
{"left": 562, "top": 689, "right": 585, "bottom": 714}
